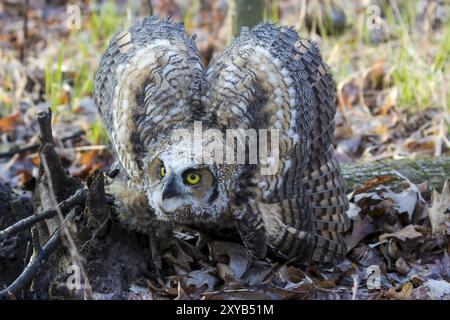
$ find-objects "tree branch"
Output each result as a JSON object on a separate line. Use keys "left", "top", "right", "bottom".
{"left": 0, "top": 130, "right": 84, "bottom": 159}
{"left": 0, "top": 228, "right": 61, "bottom": 300}
{"left": 0, "top": 189, "right": 86, "bottom": 242}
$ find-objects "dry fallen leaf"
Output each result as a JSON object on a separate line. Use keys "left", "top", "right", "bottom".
{"left": 384, "top": 188, "right": 419, "bottom": 221}
{"left": 243, "top": 261, "right": 272, "bottom": 286}
{"left": 176, "top": 282, "right": 191, "bottom": 300}
{"left": 386, "top": 282, "right": 413, "bottom": 300}
{"left": 346, "top": 202, "right": 362, "bottom": 220}
{"left": 379, "top": 225, "right": 423, "bottom": 242}
{"left": 423, "top": 279, "right": 450, "bottom": 299}
{"left": 0, "top": 110, "right": 21, "bottom": 134}
{"left": 184, "top": 269, "right": 219, "bottom": 291}
{"left": 395, "top": 257, "right": 411, "bottom": 275}
{"left": 345, "top": 214, "right": 377, "bottom": 252}
{"left": 353, "top": 192, "right": 383, "bottom": 203}
{"left": 428, "top": 179, "right": 450, "bottom": 234}
{"left": 354, "top": 176, "right": 396, "bottom": 194}
{"left": 209, "top": 241, "right": 251, "bottom": 280}
{"left": 128, "top": 284, "right": 154, "bottom": 300}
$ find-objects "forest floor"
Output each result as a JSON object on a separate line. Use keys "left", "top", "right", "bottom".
{"left": 0, "top": 0, "right": 449, "bottom": 300}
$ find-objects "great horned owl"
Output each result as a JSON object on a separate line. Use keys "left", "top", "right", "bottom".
{"left": 94, "top": 17, "right": 350, "bottom": 267}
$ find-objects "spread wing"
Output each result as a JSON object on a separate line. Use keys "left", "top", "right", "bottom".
{"left": 204, "top": 23, "right": 350, "bottom": 265}
{"left": 94, "top": 17, "right": 204, "bottom": 183}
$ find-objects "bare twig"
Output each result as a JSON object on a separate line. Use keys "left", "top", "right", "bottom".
{"left": 0, "top": 130, "right": 84, "bottom": 159}
{"left": 0, "top": 228, "right": 62, "bottom": 300}
{"left": 62, "top": 145, "right": 106, "bottom": 153}
{"left": 31, "top": 226, "right": 42, "bottom": 255}
{"left": 351, "top": 274, "right": 359, "bottom": 300}
{"left": 37, "top": 108, "right": 55, "bottom": 146}
{"left": 0, "top": 144, "right": 37, "bottom": 160}
{"left": 20, "top": 0, "right": 29, "bottom": 62}
{"left": 0, "top": 189, "right": 86, "bottom": 242}
{"left": 0, "top": 153, "right": 20, "bottom": 176}
{"left": 0, "top": 208, "right": 76, "bottom": 300}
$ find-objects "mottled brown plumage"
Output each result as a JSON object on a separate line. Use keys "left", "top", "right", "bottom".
{"left": 94, "top": 17, "right": 350, "bottom": 267}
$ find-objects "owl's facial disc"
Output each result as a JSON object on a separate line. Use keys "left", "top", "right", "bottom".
{"left": 147, "top": 157, "right": 217, "bottom": 217}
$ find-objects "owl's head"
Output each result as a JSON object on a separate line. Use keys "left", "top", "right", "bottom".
{"left": 143, "top": 135, "right": 239, "bottom": 222}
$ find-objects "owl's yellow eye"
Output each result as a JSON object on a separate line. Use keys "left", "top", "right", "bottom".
{"left": 185, "top": 172, "right": 201, "bottom": 185}
{"left": 160, "top": 165, "right": 166, "bottom": 178}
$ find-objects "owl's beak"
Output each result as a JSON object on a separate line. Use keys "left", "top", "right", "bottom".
{"left": 162, "top": 175, "right": 181, "bottom": 201}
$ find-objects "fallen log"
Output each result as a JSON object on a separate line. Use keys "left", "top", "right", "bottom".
{"left": 341, "top": 156, "right": 450, "bottom": 191}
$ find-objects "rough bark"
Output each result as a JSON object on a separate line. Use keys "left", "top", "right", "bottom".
{"left": 341, "top": 156, "right": 450, "bottom": 191}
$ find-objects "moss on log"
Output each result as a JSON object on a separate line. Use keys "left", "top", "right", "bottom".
{"left": 341, "top": 157, "right": 450, "bottom": 191}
